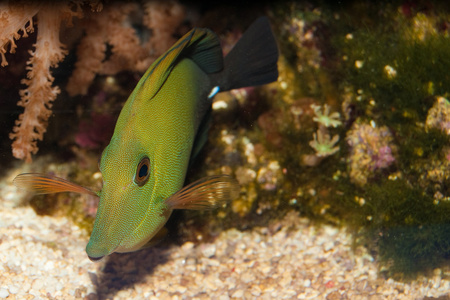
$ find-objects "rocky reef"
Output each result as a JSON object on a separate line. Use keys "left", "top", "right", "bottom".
{"left": 2, "top": 0, "right": 450, "bottom": 280}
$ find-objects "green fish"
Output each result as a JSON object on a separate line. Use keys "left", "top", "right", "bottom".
{"left": 13, "top": 17, "right": 279, "bottom": 261}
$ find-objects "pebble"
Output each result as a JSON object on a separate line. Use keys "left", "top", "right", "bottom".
{"left": 8, "top": 285, "right": 18, "bottom": 294}
{"left": 201, "top": 244, "right": 217, "bottom": 258}
{"left": 218, "top": 295, "right": 230, "bottom": 300}
{"left": 232, "top": 290, "right": 243, "bottom": 298}
{"left": 304, "top": 279, "right": 311, "bottom": 287}
{"left": 0, "top": 289, "right": 8, "bottom": 299}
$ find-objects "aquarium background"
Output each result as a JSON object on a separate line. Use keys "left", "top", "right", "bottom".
{"left": 0, "top": 0, "right": 449, "bottom": 299}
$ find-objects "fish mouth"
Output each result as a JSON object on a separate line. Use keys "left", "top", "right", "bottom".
{"left": 88, "top": 255, "right": 104, "bottom": 262}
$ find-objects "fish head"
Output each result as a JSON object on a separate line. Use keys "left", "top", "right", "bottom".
{"left": 86, "top": 133, "right": 170, "bottom": 261}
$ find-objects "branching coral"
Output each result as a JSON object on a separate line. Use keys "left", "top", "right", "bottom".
{"left": 3, "top": 2, "right": 83, "bottom": 163}
{"left": 0, "top": 3, "right": 39, "bottom": 66}
{"left": 2, "top": 1, "right": 185, "bottom": 162}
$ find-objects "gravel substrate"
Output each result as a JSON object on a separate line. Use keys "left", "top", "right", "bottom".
{"left": 0, "top": 201, "right": 449, "bottom": 300}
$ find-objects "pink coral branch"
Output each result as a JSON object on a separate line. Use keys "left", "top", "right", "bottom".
{"left": 66, "top": 3, "right": 147, "bottom": 96}
{"left": 143, "top": 0, "right": 185, "bottom": 60}
{"left": 0, "top": 3, "right": 40, "bottom": 66}
{"left": 65, "top": 9, "right": 107, "bottom": 96}
{"left": 9, "top": 3, "right": 82, "bottom": 163}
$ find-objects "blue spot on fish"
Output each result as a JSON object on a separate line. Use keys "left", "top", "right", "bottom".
{"left": 208, "top": 86, "right": 220, "bottom": 99}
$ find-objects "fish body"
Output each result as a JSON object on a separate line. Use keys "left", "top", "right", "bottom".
{"left": 90, "top": 59, "right": 210, "bottom": 257}
{"left": 13, "top": 17, "right": 279, "bottom": 261}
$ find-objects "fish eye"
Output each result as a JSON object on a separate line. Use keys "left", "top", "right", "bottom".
{"left": 135, "top": 157, "right": 150, "bottom": 186}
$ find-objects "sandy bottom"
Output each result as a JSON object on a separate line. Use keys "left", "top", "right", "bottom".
{"left": 0, "top": 198, "right": 449, "bottom": 300}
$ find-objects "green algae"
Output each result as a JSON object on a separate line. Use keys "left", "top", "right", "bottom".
{"left": 335, "top": 14, "right": 450, "bottom": 125}
{"left": 318, "top": 2, "right": 450, "bottom": 277}
{"left": 355, "top": 178, "right": 450, "bottom": 278}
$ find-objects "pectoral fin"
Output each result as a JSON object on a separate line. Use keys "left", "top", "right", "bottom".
{"left": 13, "top": 173, "right": 98, "bottom": 197}
{"left": 165, "top": 175, "right": 240, "bottom": 210}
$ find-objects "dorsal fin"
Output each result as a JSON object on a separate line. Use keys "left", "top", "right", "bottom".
{"left": 136, "top": 28, "right": 224, "bottom": 101}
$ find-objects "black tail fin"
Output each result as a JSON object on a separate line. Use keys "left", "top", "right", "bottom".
{"left": 218, "top": 16, "right": 279, "bottom": 91}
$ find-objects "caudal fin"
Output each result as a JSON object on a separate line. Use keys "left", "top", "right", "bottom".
{"left": 219, "top": 16, "right": 279, "bottom": 91}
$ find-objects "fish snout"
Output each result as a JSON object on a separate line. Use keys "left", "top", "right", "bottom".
{"left": 86, "top": 236, "right": 116, "bottom": 261}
